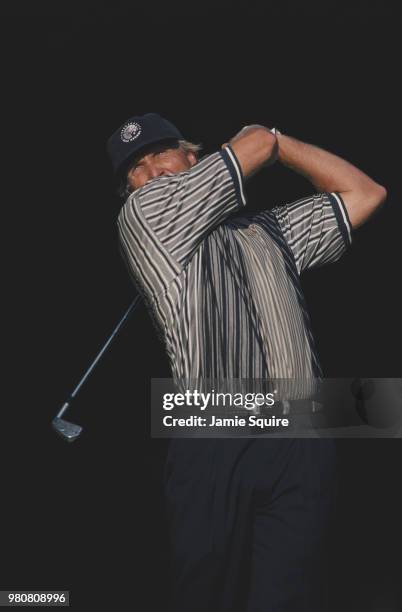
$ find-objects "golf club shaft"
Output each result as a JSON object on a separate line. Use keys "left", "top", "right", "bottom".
{"left": 56, "top": 296, "right": 141, "bottom": 418}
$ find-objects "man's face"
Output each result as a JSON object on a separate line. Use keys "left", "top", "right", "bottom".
{"left": 127, "top": 141, "right": 197, "bottom": 191}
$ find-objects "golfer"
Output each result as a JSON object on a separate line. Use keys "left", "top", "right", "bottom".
{"left": 107, "top": 113, "right": 386, "bottom": 611}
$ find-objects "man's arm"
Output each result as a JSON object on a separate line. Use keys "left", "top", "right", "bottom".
{"left": 224, "top": 125, "right": 278, "bottom": 179}
{"left": 276, "top": 133, "right": 387, "bottom": 228}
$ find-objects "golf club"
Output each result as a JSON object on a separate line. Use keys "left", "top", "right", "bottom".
{"left": 52, "top": 295, "right": 141, "bottom": 442}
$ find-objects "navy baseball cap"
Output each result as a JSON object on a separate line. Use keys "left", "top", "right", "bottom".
{"left": 107, "top": 113, "right": 183, "bottom": 178}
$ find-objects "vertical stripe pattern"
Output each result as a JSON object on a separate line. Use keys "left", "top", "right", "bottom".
{"left": 117, "top": 147, "right": 352, "bottom": 383}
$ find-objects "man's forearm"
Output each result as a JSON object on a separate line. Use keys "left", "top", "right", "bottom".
{"left": 277, "top": 134, "right": 373, "bottom": 193}
{"left": 276, "top": 133, "right": 387, "bottom": 228}
{"left": 225, "top": 125, "right": 278, "bottom": 179}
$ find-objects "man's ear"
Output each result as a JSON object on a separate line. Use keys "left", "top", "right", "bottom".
{"left": 127, "top": 166, "right": 135, "bottom": 188}
{"left": 186, "top": 151, "right": 197, "bottom": 167}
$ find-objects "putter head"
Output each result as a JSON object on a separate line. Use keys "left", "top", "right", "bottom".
{"left": 52, "top": 417, "right": 83, "bottom": 442}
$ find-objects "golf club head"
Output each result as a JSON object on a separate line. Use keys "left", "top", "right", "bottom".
{"left": 52, "top": 417, "right": 83, "bottom": 442}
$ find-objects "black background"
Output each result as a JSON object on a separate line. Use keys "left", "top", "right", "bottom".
{"left": 1, "top": 2, "right": 401, "bottom": 610}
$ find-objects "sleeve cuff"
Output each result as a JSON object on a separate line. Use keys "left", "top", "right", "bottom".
{"left": 220, "top": 145, "right": 246, "bottom": 207}
{"left": 328, "top": 191, "right": 353, "bottom": 247}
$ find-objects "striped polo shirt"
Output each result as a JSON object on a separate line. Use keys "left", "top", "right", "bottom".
{"left": 117, "top": 146, "right": 352, "bottom": 383}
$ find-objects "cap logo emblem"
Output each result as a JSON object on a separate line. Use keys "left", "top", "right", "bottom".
{"left": 121, "top": 121, "right": 142, "bottom": 143}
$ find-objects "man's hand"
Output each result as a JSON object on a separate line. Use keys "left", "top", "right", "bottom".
{"left": 276, "top": 133, "right": 387, "bottom": 228}
{"left": 222, "top": 125, "right": 278, "bottom": 179}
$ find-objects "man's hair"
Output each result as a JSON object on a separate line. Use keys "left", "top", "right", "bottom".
{"left": 118, "top": 139, "right": 203, "bottom": 200}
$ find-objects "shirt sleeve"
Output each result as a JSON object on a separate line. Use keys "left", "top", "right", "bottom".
{"left": 129, "top": 146, "right": 246, "bottom": 267}
{"left": 271, "top": 192, "right": 353, "bottom": 274}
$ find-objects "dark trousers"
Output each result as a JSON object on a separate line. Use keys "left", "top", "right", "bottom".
{"left": 164, "top": 438, "right": 338, "bottom": 612}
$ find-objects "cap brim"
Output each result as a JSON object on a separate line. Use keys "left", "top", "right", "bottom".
{"left": 114, "top": 136, "right": 181, "bottom": 178}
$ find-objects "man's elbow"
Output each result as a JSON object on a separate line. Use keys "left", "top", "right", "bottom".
{"left": 373, "top": 183, "right": 387, "bottom": 207}
{"left": 366, "top": 182, "right": 387, "bottom": 215}
{"left": 363, "top": 182, "right": 387, "bottom": 225}
{"left": 342, "top": 181, "right": 387, "bottom": 228}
